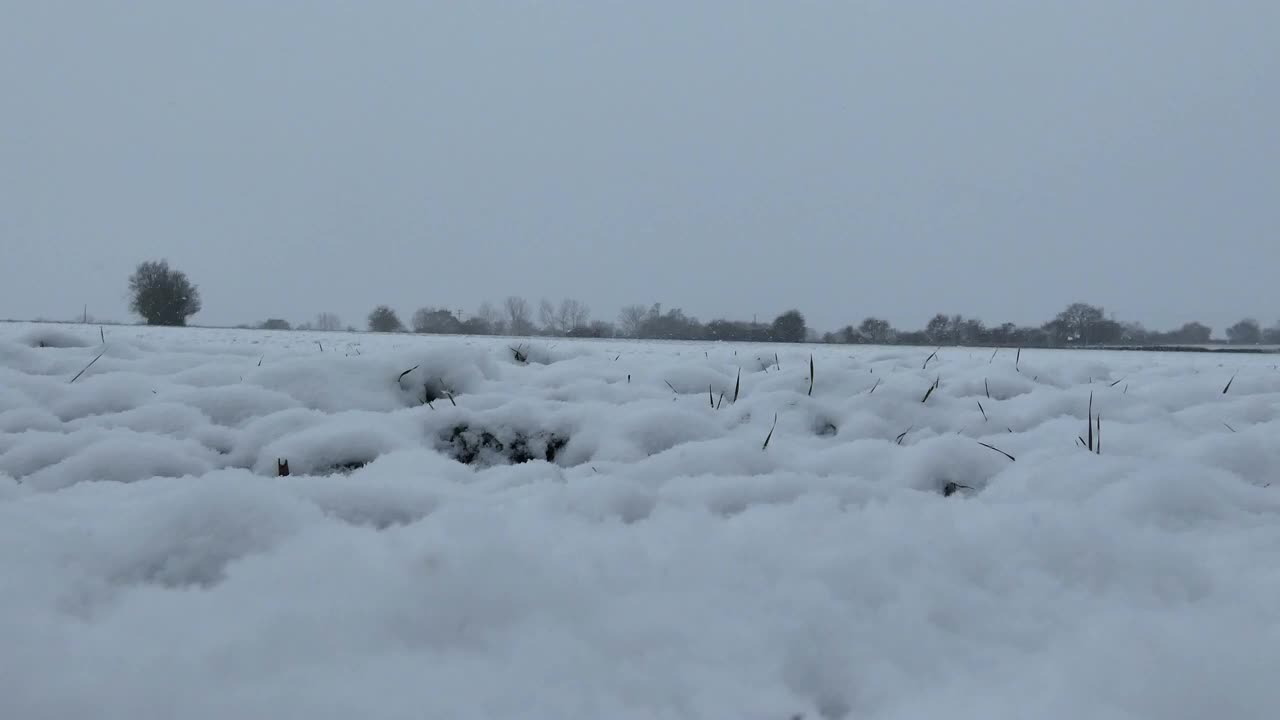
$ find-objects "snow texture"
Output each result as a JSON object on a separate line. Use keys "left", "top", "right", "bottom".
{"left": 2, "top": 322, "right": 1280, "bottom": 719}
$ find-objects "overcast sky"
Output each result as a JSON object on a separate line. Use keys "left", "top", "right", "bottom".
{"left": 3, "top": 1, "right": 1277, "bottom": 333}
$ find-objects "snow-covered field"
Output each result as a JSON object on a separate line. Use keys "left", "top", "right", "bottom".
{"left": 3, "top": 321, "right": 1280, "bottom": 720}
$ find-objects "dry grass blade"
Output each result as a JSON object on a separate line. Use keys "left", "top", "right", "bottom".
{"left": 923, "top": 348, "right": 939, "bottom": 370}
{"left": 762, "top": 413, "right": 778, "bottom": 450}
{"left": 258, "top": 354, "right": 265, "bottom": 367}
{"left": 1086, "top": 391, "right": 1094, "bottom": 452}
{"left": 775, "top": 353, "right": 781, "bottom": 370}
{"left": 985, "top": 378, "right": 991, "bottom": 399}
{"left": 895, "top": 426, "right": 913, "bottom": 445}
{"left": 733, "top": 368, "right": 741, "bottom": 403}
{"left": 808, "top": 354, "right": 814, "bottom": 397}
{"left": 1109, "top": 377, "right": 1125, "bottom": 387}
{"left": 99, "top": 326, "right": 105, "bottom": 344}
{"left": 1095, "top": 413, "right": 1101, "bottom": 455}
{"left": 397, "top": 365, "right": 420, "bottom": 384}
{"left": 716, "top": 391, "right": 725, "bottom": 410}
{"left": 1223, "top": 421, "right": 1237, "bottom": 433}
{"left": 978, "top": 441, "right": 1016, "bottom": 461}
{"left": 977, "top": 400, "right": 988, "bottom": 421}
{"left": 921, "top": 376, "right": 940, "bottom": 404}
{"left": 868, "top": 378, "right": 881, "bottom": 394}
{"left": 1015, "top": 347, "right": 1022, "bottom": 372}
{"left": 510, "top": 345, "right": 528, "bottom": 363}
{"left": 709, "top": 384, "right": 715, "bottom": 408}
{"left": 989, "top": 348, "right": 999, "bottom": 364}
{"left": 69, "top": 349, "right": 107, "bottom": 384}
{"left": 1223, "top": 372, "right": 1237, "bottom": 394}
{"left": 316, "top": 341, "right": 324, "bottom": 352}
{"left": 665, "top": 380, "right": 679, "bottom": 394}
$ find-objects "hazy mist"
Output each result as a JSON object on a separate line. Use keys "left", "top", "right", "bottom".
{"left": 4, "top": 1, "right": 1278, "bottom": 332}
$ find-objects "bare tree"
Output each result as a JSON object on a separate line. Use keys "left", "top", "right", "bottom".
{"left": 541, "top": 298, "right": 591, "bottom": 335}
{"left": 858, "top": 317, "right": 895, "bottom": 344}
{"left": 504, "top": 296, "right": 534, "bottom": 336}
{"left": 315, "top": 312, "right": 342, "bottom": 331}
{"left": 539, "top": 299, "right": 558, "bottom": 333}
{"left": 618, "top": 304, "right": 648, "bottom": 338}
{"left": 476, "top": 301, "right": 505, "bottom": 335}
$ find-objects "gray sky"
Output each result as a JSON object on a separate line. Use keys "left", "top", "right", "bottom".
{"left": 3, "top": 1, "right": 1278, "bottom": 334}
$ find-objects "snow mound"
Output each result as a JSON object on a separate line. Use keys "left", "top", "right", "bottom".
{"left": 2, "top": 323, "right": 1280, "bottom": 718}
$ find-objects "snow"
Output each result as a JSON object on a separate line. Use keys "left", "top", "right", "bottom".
{"left": 2, "top": 321, "right": 1280, "bottom": 719}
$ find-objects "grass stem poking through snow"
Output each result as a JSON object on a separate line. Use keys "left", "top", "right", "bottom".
{"left": 716, "top": 391, "right": 725, "bottom": 410}
{"left": 923, "top": 348, "right": 939, "bottom": 370}
{"left": 921, "top": 376, "right": 940, "bottom": 403}
{"left": 808, "top": 354, "right": 814, "bottom": 397}
{"left": 316, "top": 341, "right": 324, "bottom": 352}
{"left": 69, "top": 349, "right": 106, "bottom": 384}
{"left": 666, "top": 380, "right": 679, "bottom": 395}
{"left": 99, "top": 326, "right": 105, "bottom": 344}
{"left": 869, "top": 378, "right": 881, "bottom": 394}
{"left": 1096, "top": 413, "right": 1101, "bottom": 455}
{"left": 1109, "top": 377, "right": 1125, "bottom": 387}
{"left": 978, "top": 441, "right": 1016, "bottom": 461}
{"left": 1224, "top": 422, "right": 1237, "bottom": 433}
{"left": 775, "top": 353, "right": 781, "bottom": 370}
{"left": 258, "top": 354, "right": 264, "bottom": 367}
{"left": 985, "top": 378, "right": 991, "bottom": 399}
{"left": 990, "top": 348, "right": 999, "bottom": 364}
{"left": 396, "top": 365, "right": 420, "bottom": 384}
{"left": 1223, "top": 372, "right": 1237, "bottom": 394}
{"left": 895, "top": 426, "right": 913, "bottom": 445}
{"left": 709, "top": 384, "right": 714, "bottom": 408}
{"left": 943, "top": 481, "right": 974, "bottom": 497}
{"left": 978, "top": 400, "right": 988, "bottom": 421}
{"left": 733, "top": 368, "right": 741, "bottom": 403}
{"left": 510, "top": 345, "right": 528, "bottom": 363}
{"left": 762, "top": 413, "right": 778, "bottom": 450}
{"left": 1086, "top": 391, "right": 1094, "bottom": 452}
{"left": 1016, "top": 347, "right": 1022, "bottom": 372}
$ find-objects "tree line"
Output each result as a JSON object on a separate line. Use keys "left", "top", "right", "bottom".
{"left": 124, "top": 260, "right": 1280, "bottom": 347}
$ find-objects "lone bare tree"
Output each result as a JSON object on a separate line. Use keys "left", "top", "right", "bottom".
{"left": 315, "top": 312, "right": 342, "bottom": 331}
{"left": 128, "top": 259, "right": 202, "bottom": 326}
{"left": 539, "top": 298, "right": 591, "bottom": 335}
{"left": 504, "top": 296, "right": 535, "bottom": 336}
{"left": 618, "top": 304, "right": 648, "bottom": 338}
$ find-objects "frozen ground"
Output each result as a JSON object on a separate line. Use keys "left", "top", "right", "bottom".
{"left": 2, "top": 321, "right": 1280, "bottom": 720}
